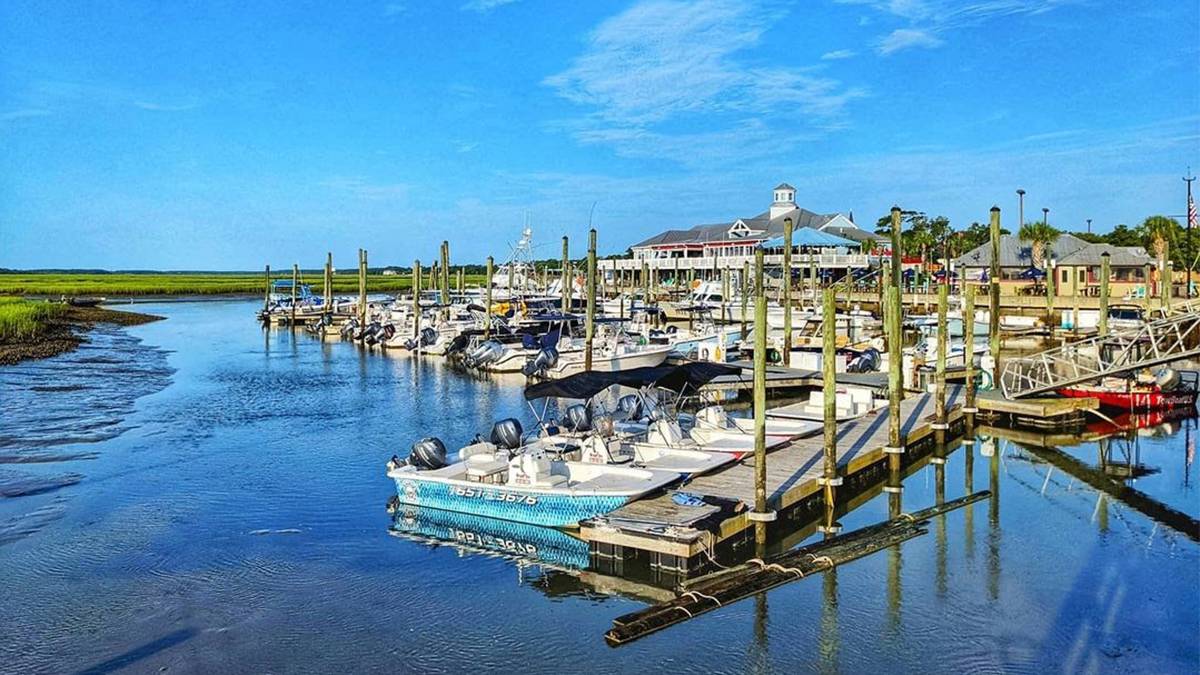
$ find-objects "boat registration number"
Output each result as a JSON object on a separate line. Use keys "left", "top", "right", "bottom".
{"left": 451, "top": 486, "right": 538, "bottom": 506}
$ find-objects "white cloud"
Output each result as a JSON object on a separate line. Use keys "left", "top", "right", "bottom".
{"left": 382, "top": 3, "right": 405, "bottom": 17}
{"left": 821, "top": 49, "right": 857, "bottom": 60}
{"left": 878, "top": 28, "right": 944, "bottom": 54}
{"left": 0, "top": 108, "right": 52, "bottom": 122}
{"left": 544, "top": 0, "right": 865, "bottom": 163}
{"left": 321, "top": 177, "right": 409, "bottom": 200}
{"left": 461, "top": 0, "right": 519, "bottom": 12}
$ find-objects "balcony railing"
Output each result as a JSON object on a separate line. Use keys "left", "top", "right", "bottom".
{"left": 603, "top": 253, "right": 873, "bottom": 271}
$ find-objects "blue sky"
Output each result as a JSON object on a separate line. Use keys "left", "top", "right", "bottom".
{"left": 1, "top": 0, "right": 1197, "bottom": 270}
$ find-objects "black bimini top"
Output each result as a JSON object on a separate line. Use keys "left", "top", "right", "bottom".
{"left": 523, "top": 362, "right": 743, "bottom": 400}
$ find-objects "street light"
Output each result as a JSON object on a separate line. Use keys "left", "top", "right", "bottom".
{"left": 1086, "top": 218, "right": 1092, "bottom": 234}
{"left": 1042, "top": 207, "right": 1049, "bottom": 227}
{"left": 1017, "top": 189, "right": 1026, "bottom": 228}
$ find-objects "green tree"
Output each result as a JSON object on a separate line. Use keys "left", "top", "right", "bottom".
{"left": 1104, "top": 223, "right": 1141, "bottom": 247}
{"left": 1138, "top": 215, "right": 1179, "bottom": 262}
{"left": 1018, "top": 220, "right": 1061, "bottom": 269}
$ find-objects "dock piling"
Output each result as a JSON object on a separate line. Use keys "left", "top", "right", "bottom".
{"left": 412, "top": 260, "right": 421, "bottom": 339}
{"left": 1071, "top": 261, "right": 1079, "bottom": 337}
{"left": 964, "top": 282, "right": 977, "bottom": 432}
{"left": 821, "top": 286, "right": 841, "bottom": 532}
{"left": 750, "top": 245, "right": 774, "bottom": 539}
{"left": 290, "top": 263, "right": 298, "bottom": 328}
{"left": 1144, "top": 262, "right": 1154, "bottom": 315}
{"left": 1099, "top": 252, "right": 1110, "bottom": 336}
{"left": 740, "top": 261, "right": 750, "bottom": 340}
{"left": 263, "top": 264, "right": 271, "bottom": 314}
{"left": 324, "top": 252, "right": 333, "bottom": 312}
{"left": 561, "top": 237, "right": 570, "bottom": 314}
{"left": 585, "top": 229, "right": 597, "bottom": 371}
{"left": 783, "top": 217, "right": 794, "bottom": 366}
{"left": 988, "top": 207, "right": 1001, "bottom": 368}
{"left": 485, "top": 256, "right": 493, "bottom": 338}
{"left": 935, "top": 283, "right": 948, "bottom": 427}
{"left": 358, "top": 250, "right": 368, "bottom": 326}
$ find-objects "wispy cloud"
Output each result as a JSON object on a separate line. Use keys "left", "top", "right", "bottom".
{"left": 132, "top": 100, "right": 199, "bottom": 112}
{"left": 544, "top": 0, "right": 866, "bottom": 164}
{"left": 321, "top": 177, "right": 409, "bottom": 200}
{"left": 878, "top": 28, "right": 943, "bottom": 54}
{"left": 821, "top": 49, "right": 857, "bottom": 60}
{"left": 452, "top": 140, "right": 479, "bottom": 153}
{"left": 461, "top": 0, "right": 519, "bottom": 12}
{"left": 0, "top": 108, "right": 52, "bottom": 123}
{"left": 840, "top": 0, "right": 1074, "bottom": 54}
{"left": 382, "top": 3, "right": 405, "bottom": 17}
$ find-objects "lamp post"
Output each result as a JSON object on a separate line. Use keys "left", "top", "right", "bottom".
{"left": 1185, "top": 170, "right": 1195, "bottom": 298}
{"left": 1086, "top": 218, "right": 1092, "bottom": 235}
{"left": 1042, "top": 207, "right": 1049, "bottom": 227}
{"left": 1017, "top": 189, "right": 1026, "bottom": 229}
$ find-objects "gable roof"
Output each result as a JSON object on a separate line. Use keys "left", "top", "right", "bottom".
{"left": 762, "top": 228, "right": 860, "bottom": 248}
{"left": 630, "top": 205, "right": 878, "bottom": 250}
{"left": 1057, "top": 244, "right": 1153, "bottom": 267}
{"left": 956, "top": 233, "right": 1151, "bottom": 268}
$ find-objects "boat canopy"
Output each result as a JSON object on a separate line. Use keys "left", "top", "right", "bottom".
{"left": 524, "top": 362, "right": 742, "bottom": 400}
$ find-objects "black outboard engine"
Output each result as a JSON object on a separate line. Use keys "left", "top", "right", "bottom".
{"left": 465, "top": 340, "right": 505, "bottom": 368}
{"left": 846, "top": 347, "right": 881, "bottom": 373}
{"left": 363, "top": 321, "right": 383, "bottom": 345}
{"left": 490, "top": 418, "right": 523, "bottom": 451}
{"left": 521, "top": 346, "right": 559, "bottom": 376}
{"left": 447, "top": 334, "right": 469, "bottom": 356}
{"left": 340, "top": 318, "right": 359, "bottom": 339}
{"left": 617, "top": 394, "right": 643, "bottom": 421}
{"left": 420, "top": 326, "right": 437, "bottom": 346}
{"left": 563, "top": 403, "right": 592, "bottom": 432}
{"left": 408, "top": 437, "right": 448, "bottom": 470}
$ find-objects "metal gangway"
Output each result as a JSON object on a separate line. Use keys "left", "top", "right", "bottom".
{"left": 1000, "top": 305, "right": 1200, "bottom": 398}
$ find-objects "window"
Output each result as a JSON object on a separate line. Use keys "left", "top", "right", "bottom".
{"left": 1061, "top": 269, "right": 1069, "bottom": 284}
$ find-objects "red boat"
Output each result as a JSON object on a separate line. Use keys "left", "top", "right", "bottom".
{"left": 1058, "top": 370, "right": 1200, "bottom": 411}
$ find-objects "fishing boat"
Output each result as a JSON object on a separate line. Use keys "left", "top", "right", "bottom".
{"left": 766, "top": 385, "right": 887, "bottom": 423}
{"left": 1057, "top": 369, "right": 1199, "bottom": 412}
{"left": 386, "top": 419, "right": 679, "bottom": 528}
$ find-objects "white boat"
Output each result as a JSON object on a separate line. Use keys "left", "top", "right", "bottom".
{"left": 766, "top": 386, "right": 887, "bottom": 423}
{"left": 386, "top": 424, "right": 678, "bottom": 528}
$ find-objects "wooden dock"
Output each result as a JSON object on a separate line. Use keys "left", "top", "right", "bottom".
{"left": 578, "top": 386, "right": 966, "bottom": 570}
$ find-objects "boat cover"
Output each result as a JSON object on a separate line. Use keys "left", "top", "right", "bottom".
{"left": 524, "top": 362, "right": 742, "bottom": 400}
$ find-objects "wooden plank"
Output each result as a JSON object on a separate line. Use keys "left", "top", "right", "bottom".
{"left": 976, "top": 390, "right": 1097, "bottom": 417}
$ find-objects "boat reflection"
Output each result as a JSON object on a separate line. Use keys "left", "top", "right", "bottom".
{"left": 387, "top": 500, "right": 590, "bottom": 569}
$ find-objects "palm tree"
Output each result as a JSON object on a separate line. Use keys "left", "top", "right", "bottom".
{"left": 1018, "top": 221, "right": 1061, "bottom": 270}
{"left": 1138, "top": 215, "right": 1178, "bottom": 262}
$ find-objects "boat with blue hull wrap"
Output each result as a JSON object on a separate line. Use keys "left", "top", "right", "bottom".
{"left": 389, "top": 504, "right": 590, "bottom": 569}
{"left": 389, "top": 475, "right": 638, "bottom": 528}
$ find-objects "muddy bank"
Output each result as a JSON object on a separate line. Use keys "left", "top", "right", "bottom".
{"left": 0, "top": 305, "right": 164, "bottom": 366}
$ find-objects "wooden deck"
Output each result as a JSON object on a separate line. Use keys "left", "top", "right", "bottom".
{"left": 578, "top": 385, "right": 965, "bottom": 560}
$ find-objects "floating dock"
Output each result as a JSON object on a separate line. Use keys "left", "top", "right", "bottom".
{"left": 578, "top": 386, "right": 967, "bottom": 574}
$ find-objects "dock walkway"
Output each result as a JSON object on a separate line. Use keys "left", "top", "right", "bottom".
{"left": 579, "top": 386, "right": 965, "bottom": 566}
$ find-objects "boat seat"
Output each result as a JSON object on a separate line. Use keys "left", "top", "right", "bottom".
{"left": 534, "top": 474, "right": 568, "bottom": 488}
{"left": 465, "top": 453, "right": 509, "bottom": 483}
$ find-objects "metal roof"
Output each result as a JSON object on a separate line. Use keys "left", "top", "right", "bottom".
{"left": 761, "top": 228, "right": 860, "bottom": 248}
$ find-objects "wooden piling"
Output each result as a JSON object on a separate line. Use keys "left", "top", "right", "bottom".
{"left": 750, "top": 246, "right": 772, "bottom": 528}
{"left": 988, "top": 207, "right": 1001, "bottom": 363}
{"left": 485, "top": 256, "right": 494, "bottom": 338}
{"left": 821, "top": 286, "right": 840, "bottom": 526}
{"left": 886, "top": 284, "right": 904, "bottom": 454}
{"left": 935, "top": 283, "right": 948, "bottom": 425}
{"left": 783, "top": 217, "right": 794, "bottom": 367}
{"left": 642, "top": 260, "right": 650, "bottom": 323}
{"left": 890, "top": 207, "right": 902, "bottom": 290}
{"left": 1099, "top": 252, "right": 1110, "bottom": 336}
{"left": 1165, "top": 261, "right": 1173, "bottom": 313}
{"left": 740, "top": 260, "right": 750, "bottom": 340}
{"left": 964, "top": 282, "right": 977, "bottom": 425}
{"left": 358, "top": 250, "right": 368, "bottom": 325}
{"left": 721, "top": 267, "right": 731, "bottom": 326}
{"left": 561, "top": 236, "right": 570, "bottom": 314}
{"left": 412, "top": 260, "right": 421, "bottom": 339}
{"left": 440, "top": 241, "right": 450, "bottom": 309}
{"left": 1144, "top": 262, "right": 1153, "bottom": 315}
{"left": 1046, "top": 260, "right": 1056, "bottom": 333}
{"left": 585, "top": 229, "right": 597, "bottom": 371}
{"left": 263, "top": 264, "right": 271, "bottom": 313}
{"left": 1071, "top": 263, "right": 1079, "bottom": 336}
{"left": 290, "top": 263, "right": 298, "bottom": 328}
{"left": 324, "top": 252, "right": 333, "bottom": 311}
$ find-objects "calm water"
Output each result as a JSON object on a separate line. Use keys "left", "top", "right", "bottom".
{"left": 1, "top": 299, "right": 1197, "bottom": 674}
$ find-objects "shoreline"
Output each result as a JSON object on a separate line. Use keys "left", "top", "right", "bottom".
{"left": 0, "top": 305, "right": 165, "bottom": 366}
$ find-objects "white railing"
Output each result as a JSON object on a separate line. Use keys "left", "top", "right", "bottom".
{"left": 606, "top": 254, "right": 873, "bottom": 272}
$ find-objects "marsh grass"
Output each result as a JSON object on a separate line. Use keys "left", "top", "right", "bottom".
{"left": 0, "top": 298, "right": 66, "bottom": 340}
{"left": 0, "top": 273, "right": 489, "bottom": 297}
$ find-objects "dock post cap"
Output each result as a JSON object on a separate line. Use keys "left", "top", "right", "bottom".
{"left": 961, "top": 407, "right": 979, "bottom": 414}
{"left": 882, "top": 485, "right": 903, "bottom": 494}
{"left": 930, "top": 456, "right": 947, "bottom": 465}
{"left": 747, "top": 510, "right": 777, "bottom": 522}
{"left": 890, "top": 205, "right": 901, "bottom": 212}
{"left": 961, "top": 438, "right": 975, "bottom": 445}
{"left": 883, "top": 445, "right": 906, "bottom": 454}
{"left": 818, "top": 524, "right": 843, "bottom": 534}
{"left": 990, "top": 205, "right": 1001, "bottom": 212}
{"left": 930, "top": 423, "right": 949, "bottom": 430}
{"left": 816, "top": 476, "right": 844, "bottom": 487}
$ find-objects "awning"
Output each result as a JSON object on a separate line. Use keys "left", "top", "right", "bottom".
{"left": 523, "top": 362, "right": 743, "bottom": 400}
{"left": 761, "top": 228, "right": 860, "bottom": 249}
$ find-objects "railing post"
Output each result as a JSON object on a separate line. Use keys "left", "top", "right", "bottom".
{"left": 783, "top": 217, "right": 794, "bottom": 366}
{"left": 585, "top": 229, "right": 597, "bottom": 371}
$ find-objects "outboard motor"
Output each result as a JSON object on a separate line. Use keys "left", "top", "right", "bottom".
{"left": 563, "top": 403, "right": 592, "bottom": 432}
{"left": 363, "top": 321, "right": 383, "bottom": 345}
{"left": 846, "top": 347, "right": 882, "bottom": 373}
{"left": 381, "top": 323, "right": 396, "bottom": 343}
{"left": 420, "top": 326, "right": 438, "bottom": 347}
{"left": 1155, "top": 367, "right": 1180, "bottom": 392}
{"left": 408, "top": 437, "right": 447, "bottom": 470}
{"left": 466, "top": 340, "right": 505, "bottom": 368}
{"left": 617, "top": 394, "right": 643, "bottom": 421}
{"left": 490, "top": 418, "right": 524, "bottom": 451}
{"left": 340, "top": 318, "right": 359, "bottom": 339}
{"left": 447, "top": 334, "right": 469, "bottom": 355}
{"left": 522, "top": 346, "right": 559, "bottom": 376}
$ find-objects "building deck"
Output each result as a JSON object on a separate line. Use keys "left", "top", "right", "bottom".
{"left": 578, "top": 386, "right": 965, "bottom": 562}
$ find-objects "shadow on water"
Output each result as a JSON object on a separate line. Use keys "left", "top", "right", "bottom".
{"left": 74, "top": 628, "right": 197, "bottom": 675}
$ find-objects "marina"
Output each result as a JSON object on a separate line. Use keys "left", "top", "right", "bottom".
{"left": 4, "top": 2, "right": 1199, "bottom": 670}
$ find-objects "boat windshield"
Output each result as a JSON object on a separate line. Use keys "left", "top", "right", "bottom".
{"left": 1108, "top": 307, "right": 1142, "bottom": 321}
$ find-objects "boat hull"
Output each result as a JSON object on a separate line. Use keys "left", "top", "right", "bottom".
{"left": 1057, "top": 386, "right": 1198, "bottom": 411}
{"left": 390, "top": 475, "right": 634, "bottom": 527}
